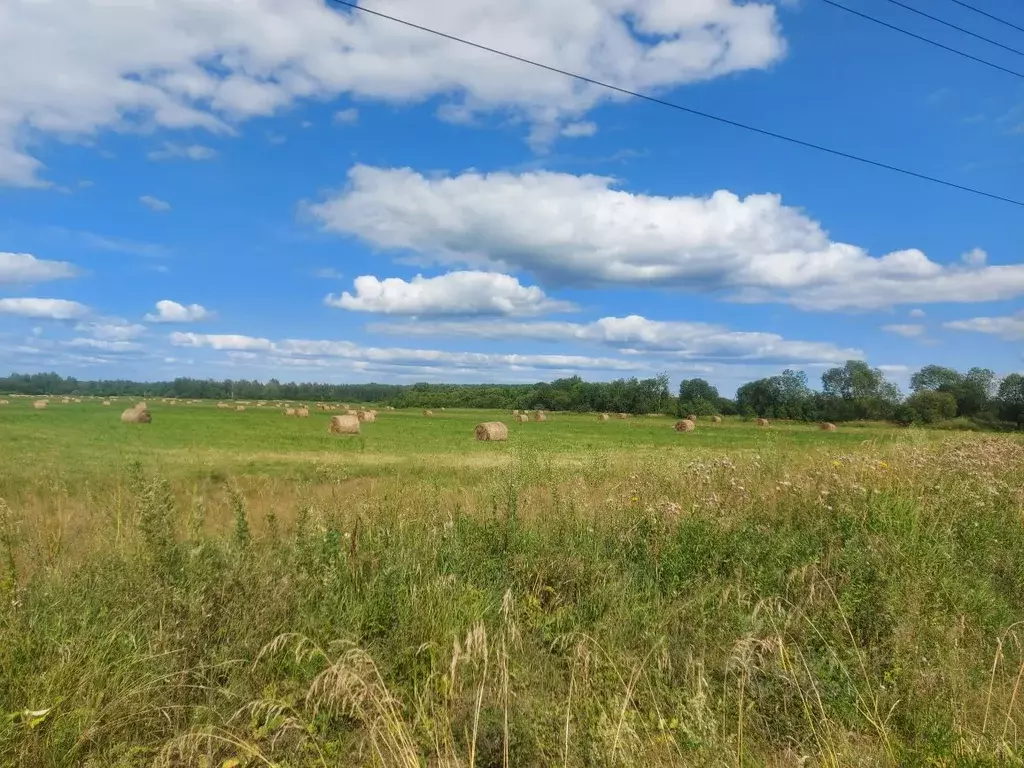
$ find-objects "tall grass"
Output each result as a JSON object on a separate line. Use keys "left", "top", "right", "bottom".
{"left": 1, "top": 434, "right": 1023, "bottom": 766}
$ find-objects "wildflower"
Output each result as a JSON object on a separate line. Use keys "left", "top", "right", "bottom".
{"left": 878, "top": 461, "right": 888, "bottom": 469}
{"left": 832, "top": 460, "right": 841, "bottom": 468}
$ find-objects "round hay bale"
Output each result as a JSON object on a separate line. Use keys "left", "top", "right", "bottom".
{"left": 533, "top": 410, "right": 547, "bottom": 422}
{"left": 616, "top": 413, "right": 629, "bottom": 420}
{"left": 236, "top": 405, "right": 246, "bottom": 412}
{"left": 0, "top": 400, "right": 7, "bottom": 405}
{"left": 217, "top": 402, "right": 230, "bottom": 409}
{"left": 674, "top": 419, "right": 695, "bottom": 432}
{"left": 598, "top": 413, "right": 610, "bottom": 421}
{"left": 515, "top": 414, "right": 529, "bottom": 423}
{"left": 102, "top": 400, "right": 111, "bottom": 406}
{"left": 687, "top": 414, "right": 698, "bottom": 421}
{"left": 711, "top": 415, "right": 723, "bottom": 423}
{"left": 756, "top": 418, "right": 770, "bottom": 427}
{"left": 820, "top": 422, "right": 838, "bottom": 431}
{"left": 423, "top": 409, "right": 433, "bottom": 417}
{"left": 357, "top": 410, "right": 376, "bottom": 422}
{"left": 475, "top": 422, "right": 509, "bottom": 441}
{"left": 329, "top": 414, "right": 361, "bottom": 435}
{"left": 512, "top": 409, "right": 520, "bottom": 416}
{"left": 33, "top": 400, "right": 47, "bottom": 409}
{"left": 295, "top": 407, "right": 310, "bottom": 418}
{"left": 121, "top": 405, "right": 151, "bottom": 424}
{"left": 284, "top": 408, "right": 296, "bottom": 417}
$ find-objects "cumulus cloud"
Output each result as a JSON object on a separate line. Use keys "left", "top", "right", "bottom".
{"left": 0, "top": 252, "right": 78, "bottom": 284}
{"left": 144, "top": 300, "right": 212, "bottom": 323}
{"left": 170, "top": 331, "right": 642, "bottom": 371}
{"left": 908, "top": 308, "right": 926, "bottom": 318}
{"left": 326, "top": 271, "right": 576, "bottom": 316}
{"left": 0, "top": 0, "right": 784, "bottom": 185}
{"left": 139, "top": 195, "right": 172, "bottom": 212}
{"left": 310, "top": 166, "right": 1024, "bottom": 311}
{"left": 333, "top": 108, "right": 359, "bottom": 125}
{"left": 882, "top": 323, "right": 926, "bottom": 338}
{"left": 945, "top": 313, "right": 1024, "bottom": 339}
{"left": 962, "top": 248, "right": 987, "bottom": 267}
{"left": 75, "top": 320, "right": 147, "bottom": 341}
{"left": 0, "top": 297, "right": 90, "bottom": 319}
{"left": 147, "top": 142, "right": 217, "bottom": 161}
{"left": 369, "top": 314, "right": 862, "bottom": 363}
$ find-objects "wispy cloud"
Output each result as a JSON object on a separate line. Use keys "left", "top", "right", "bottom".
{"left": 333, "top": 108, "right": 359, "bottom": 125}
{"left": 139, "top": 195, "right": 171, "bottom": 212}
{"left": 147, "top": 141, "right": 218, "bottom": 161}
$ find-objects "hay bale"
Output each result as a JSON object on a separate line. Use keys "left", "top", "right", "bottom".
{"left": 675, "top": 419, "right": 695, "bottom": 432}
{"left": 711, "top": 415, "right": 723, "bottom": 423}
{"left": 357, "top": 410, "right": 376, "bottom": 422}
{"left": 512, "top": 409, "right": 520, "bottom": 416}
{"left": 475, "top": 421, "right": 509, "bottom": 441}
{"left": 295, "top": 407, "right": 309, "bottom": 418}
{"left": 102, "top": 400, "right": 111, "bottom": 406}
{"left": 687, "top": 414, "right": 698, "bottom": 421}
{"left": 135, "top": 401, "right": 148, "bottom": 410}
{"left": 820, "top": 422, "right": 837, "bottom": 431}
{"left": 33, "top": 400, "right": 47, "bottom": 409}
{"left": 284, "top": 408, "right": 296, "bottom": 417}
{"left": 515, "top": 414, "right": 529, "bottom": 423}
{"left": 0, "top": 400, "right": 7, "bottom": 405}
{"left": 236, "top": 405, "right": 246, "bottom": 412}
{"left": 423, "top": 409, "right": 433, "bottom": 417}
{"left": 598, "top": 413, "right": 610, "bottom": 421}
{"left": 73, "top": 398, "right": 82, "bottom": 403}
{"left": 121, "top": 405, "right": 151, "bottom": 424}
{"left": 217, "top": 402, "right": 230, "bottom": 409}
{"left": 617, "top": 413, "right": 629, "bottom": 420}
{"left": 533, "top": 410, "right": 547, "bottom": 422}
{"left": 756, "top": 418, "right": 770, "bottom": 427}
{"left": 329, "top": 414, "right": 361, "bottom": 435}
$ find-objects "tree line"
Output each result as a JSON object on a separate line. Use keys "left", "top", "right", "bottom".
{"left": 2, "top": 364, "right": 1022, "bottom": 427}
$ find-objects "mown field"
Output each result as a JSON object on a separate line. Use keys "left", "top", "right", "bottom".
{"left": 1, "top": 397, "right": 1023, "bottom": 766}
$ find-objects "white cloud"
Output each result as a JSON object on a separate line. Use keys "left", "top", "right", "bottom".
{"left": 908, "top": 308, "right": 926, "bottom": 318}
{"left": 561, "top": 121, "right": 597, "bottom": 138}
{"left": 370, "top": 314, "right": 862, "bottom": 363}
{"left": 75, "top": 320, "right": 147, "bottom": 341}
{"left": 144, "top": 300, "right": 212, "bottom": 323}
{"left": 333, "top": 108, "right": 359, "bottom": 125}
{"left": 945, "top": 313, "right": 1024, "bottom": 340}
{"left": 0, "top": 0, "right": 784, "bottom": 185}
{"left": 139, "top": 195, "right": 172, "bottom": 212}
{"left": 0, "top": 298, "right": 90, "bottom": 319}
{"left": 878, "top": 364, "right": 909, "bottom": 374}
{"left": 147, "top": 141, "right": 217, "bottom": 161}
{"left": 170, "top": 331, "right": 643, "bottom": 371}
{"left": 310, "top": 165, "right": 1024, "bottom": 311}
{"left": 326, "top": 271, "right": 576, "bottom": 316}
{"left": 0, "top": 252, "right": 78, "bottom": 284}
{"left": 962, "top": 248, "right": 987, "bottom": 267}
{"left": 64, "top": 337, "right": 143, "bottom": 353}
{"left": 882, "top": 323, "right": 926, "bottom": 338}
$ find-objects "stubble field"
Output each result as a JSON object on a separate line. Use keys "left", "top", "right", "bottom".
{"left": 1, "top": 398, "right": 1023, "bottom": 766}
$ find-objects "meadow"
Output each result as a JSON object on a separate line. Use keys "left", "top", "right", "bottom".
{"left": 1, "top": 397, "right": 1023, "bottom": 766}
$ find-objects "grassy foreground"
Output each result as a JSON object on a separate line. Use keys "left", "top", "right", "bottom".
{"left": 1, "top": 400, "right": 1023, "bottom": 766}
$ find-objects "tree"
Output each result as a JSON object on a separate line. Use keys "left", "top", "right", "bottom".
{"left": 908, "top": 365, "right": 995, "bottom": 417}
{"left": 677, "top": 378, "right": 720, "bottom": 417}
{"left": 997, "top": 373, "right": 1024, "bottom": 426}
{"left": 900, "top": 390, "right": 957, "bottom": 424}
{"left": 910, "top": 365, "right": 961, "bottom": 394}
{"left": 820, "top": 360, "right": 901, "bottom": 421}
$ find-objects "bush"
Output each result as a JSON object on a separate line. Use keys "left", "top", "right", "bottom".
{"left": 900, "top": 391, "right": 957, "bottom": 425}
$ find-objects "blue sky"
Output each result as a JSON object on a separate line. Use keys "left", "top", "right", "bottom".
{"left": 1, "top": 0, "right": 1022, "bottom": 395}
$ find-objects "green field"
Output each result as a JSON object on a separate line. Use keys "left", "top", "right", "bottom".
{"left": 2, "top": 398, "right": 1023, "bottom": 766}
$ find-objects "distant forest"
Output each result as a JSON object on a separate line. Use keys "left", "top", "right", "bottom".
{"left": 3, "top": 362, "right": 1023, "bottom": 427}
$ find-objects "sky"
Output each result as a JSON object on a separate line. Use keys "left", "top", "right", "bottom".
{"left": 1, "top": 0, "right": 1023, "bottom": 396}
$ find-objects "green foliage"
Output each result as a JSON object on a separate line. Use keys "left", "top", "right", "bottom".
{"left": 899, "top": 390, "right": 958, "bottom": 424}
{"left": 677, "top": 378, "right": 720, "bottom": 418}
{"left": 911, "top": 365, "right": 996, "bottom": 417}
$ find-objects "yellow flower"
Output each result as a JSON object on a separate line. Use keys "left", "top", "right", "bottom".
{"left": 878, "top": 461, "right": 888, "bottom": 469}
{"left": 832, "top": 460, "right": 841, "bottom": 468}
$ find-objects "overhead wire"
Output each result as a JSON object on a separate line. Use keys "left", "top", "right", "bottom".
{"left": 324, "top": 0, "right": 1024, "bottom": 207}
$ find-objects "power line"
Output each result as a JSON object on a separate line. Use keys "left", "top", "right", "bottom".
{"left": 882, "top": 0, "right": 1024, "bottom": 57}
{"left": 819, "top": 0, "right": 1024, "bottom": 79}
{"left": 945, "top": 0, "right": 1024, "bottom": 35}
{"left": 325, "top": 0, "right": 1024, "bottom": 208}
